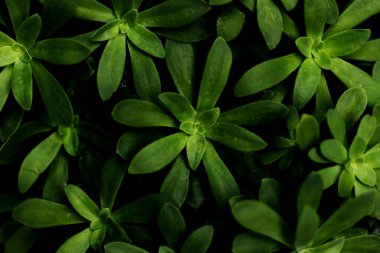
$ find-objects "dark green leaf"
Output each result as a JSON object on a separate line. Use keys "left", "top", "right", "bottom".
{"left": 196, "top": 108, "right": 220, "bottom": 128}
{"left": 16, "top": 14, "right": 41, "bottom": 49}
{"left": 127, "top": 24, "right": 165, "bottom": 58}
{"left": 295, "top": 205, "right": 319, "bottom": 250}
{"left": 338, "top": 168, "right": 355, "bottom": 197}
{"left": 297, "top": 172, "right": 323, "bottom": 211}
{"left": 258, "top": 178, "right": 282, "bottom": 212}
{"left": 75, "top": 0, "right": 115, "bottom": 22}
{"left": 257, "top": 0, "right": 283, "bottom": 50}
{"left": 197, "top": 37, "right": 232, "bottom": 111}
{"left": 217, "top": 5, "right": 245, "bottom": 42}
{"left": 90, "top": 20, "right": 120, "bottom": 42}
{"left": 0, "top": 194, "right": 22, "bottom": 213}
{"left": 110, "top": 0, "right": 130, "bottom": 18}
{"left": 240, "top": 0, "right": 255, "bottom": 11}
{"left": 232, "top": 232, "right": 281, "bottom": 253}
{"left": 320, "top": 139, "right": 348, "bottom": 164}
{"left": 282, "top": 10, "right": 300, "bottom": 40}
{"left": 342, "top": 235, "right": 380, "bottom": 253}
{"left": 296, "top": 114, "right": 320, "bottom": 151}
{"left": 180, "top": 225, "right": 214, "bottom": 253}
{"left": 281, "top": 0, "right": 298, "bottom": 11}
{"left": 209, "top": 0, "right": 232, "bottom": 5}
{"left": 326, "top": 0, "right": 339, "bottom": 25}
{"left": 5, "top": 0, "right": 29, "bottom": 31}
{"left": 4, "top": 227, "right": 37, "bottom": 253}
{"left": 64, "top": 184, "right": 99, "bottom": 221}
{"left": 0, "top": 107, "right": 23, "bottom": 142}
{"left": 13, "top": 198, "right": 86, "bottom": 227}
{"left": 158, "top": 203, "right": 186, "bottom": 247}
{"left": 186, "top": 176, "right": 205, "bottom": 209}
{"left": 315, "top": 73, "right": 334, "bottom": 119}
{"left": 90, "top": 226, "right": 106, "bottom": 251}
{"left": 159, "top": 92, "right": 196, "bottom": 122}
{"left": 105, "top": 242, "right": 149, "bottom": 253}
{"left": 0, "top": 66, "right": 12, "bottom": 112}
{"left": 159, "top": 246, "right": 175, "bottom": 253}
{"left": 11, "top": 61, "right": 32, "bottom": 110}
{"left": 326, "top": 109, "right": 346, "bottom": 145}
{"left": 234, "top": 53, "right": 303, "bottom": 97}
{"left": 186, "top": 133, "right": 206, "bottom": 170}
{"left": 56, "top": 228, "right": 91, "bottom": 253}
{"left": 304, "top": 0, "right": 328, "bottom": 41}
{"left": 42, "top": 153, "right": 69, "bottom": 202}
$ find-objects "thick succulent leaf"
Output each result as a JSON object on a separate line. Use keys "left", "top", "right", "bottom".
{"left": 138, "top": 0, "right": 210, "bottom": 28}
{"left": 203, "top": 141, "right": 239, "bottom": 209}
{"left": 128, "top": 41, "right": 161, "bottom": 102}
{"left": 0, "top": 66, "right": 12, "bottom": 111}
{"left": 11, "top": 61, "right": 32, "bottom": 110}
{"left": 342, "top": 235, "right": 380, "bottom": 253}
{"left": 315, "top": 73, "right": 334, "bottom": 118}
{"left": 15, "top": 14, "right": 41, "bottom": 49}
{"left": 110, "top": 0, "right": 130, "bottom": 18}
{"left": 320, "top": 139, "right": 348, "bottom": 164}
{"left": 356, "top": 115, "right": 377, "bottom": 145}
{"left": 0, "top": 32, "right": 15, "bottom": 47}
{"left": 56, "top": 228, "right": 91, "bottom": 253}
{"left": 234, "top": 53, "right": 303, "bottom": 97}
{"left": 0, "top": 46, "right": 20, "bottom": 67}
{"left": 295, "top": 205, "right": 319, "bottom": 250}
{"left": 326, "top": 0, "right": 339, "bottom": 25}
{"left": 297, "top": 172, "right": 323, "bottom": 211}
{"left": 129, "top": 133, "right": 188, "bottom": 174}
{"left": 293, "top": 58, "right": 321, "bottom": 109}
{"left": 295, "top": 114, "right": 320, "bottom": 151}
{"left": 158, "top": 203, "right": 186, "bottom": 247}
{"left": 232, "top": 232, "right": 281, "bottom": 253}
{"left": 186, "top": 133, "right": 206, "bottom": 170}
{"left": 197, "top": 37, "right": 232, "bottom": 111}
{"left": 159, "top": 92, "right": 196, "bottom": 122}
{"left": 127, "top": 24, "right": 165, "bottom": 58}
{"left": 304, "top": 0, "right": 328, "bottom": 41}
{"left": 258, "top": 178, "right": 282, "bottom": 212}
{"left": 5, "top": 0, "right": 29, "bottom": 31}
{"left": 351, "top": 162, "right": 377, "bottom": 187}
{"left": 206, "top": 122, "right": 267, "bottom": 151}
{"left": 232, "top": 199, "right": 293, "bottom": 247}
{"left": 346, "top": 39, "right": 380, "bottom": 62}
{"left": 159, "top": 246, "right": 175, "bottom": 253}
{"left": 335, "top": 87, "right": 367, "bottom": 129}
{"left": 219, "top": 100, "right": 288, "bottom": 126}
{"left": 97, "top": 34, "right": 126, "bottom": 101}
{"left": 61, "top": 126, "right": 78, "bottom": 156}
{"left": 90, "top": 20, "right": 120, "bottom": 42}
{"left": 105, "top": 242, "right": 149, "bottom": 253}
{"left": 281, "top": 0, "right": 298, "bottom": 11}
{"left": 64, "top": 184, "right": 99, "bottom": 221}
{"left": 75, "top": 0, "right": 116, "bottom": 22}
{"left": 31, "top": 61, "right": 74, "bottom": 126}
{"left": 349, "top": 136, "right": 368, "bottom": 160}
{"left": 0, "top": 106, "right": 23, "bottom": 142}
{"left": 112, "top": 99, "right": 176, "bottom": 127}
{"left": 363, "top": 148, "right": 380, "bottom": 168}
{"left": 18, "top": 132, "right": 63, "bottom": 193}
{"left": 316, "top": 165, "right": 342, "bottom": 189}
{"left": 314, "top": 191, "right": 376, "bottom": 245}
{"left": 282, "top": 10, "right": 300, "bottom": 40}
{"left": 13, "top": 198, "right": 86, "bottom": 227}
{"left": 308, "top": 237, "right": 344, "bottom": 253}
{"left": 42, "top": 153, "right": 69, "bottom": 202}
{"left": 331, "top": 58, "right": 380, "bottom": 108}
{"left": 338, "top": 168, "right": 355, "bottom": 197}
{"left": 257, "top": 0, "right": 283, "bottom": 50}
{"left": 3, "top": 227, "right": 37, "bottom": 253}
{"left": 165, "top": 40, "right": 195, "bottom": 102}
{"left": 295, "top": 36, "right": 314, "bottom": 58}
{"left": 209, "top": 0, "right": 232, "bottom": 5}
{"left": 323, "top": 29, "right": 371, "bottom": 57}
{"left": 326, "top": 109, "right": 346, "bottom": 145}
{"left": 217, "top": 5, "right": 245, "bottom": 42}
{"left": 180, "top": 225, "right": 214, "bottom": 253}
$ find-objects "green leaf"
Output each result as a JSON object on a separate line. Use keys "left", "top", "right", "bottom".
{"left": 112, "top": 99, "right": 176, "bottom": 127}
{"left": 0, "top": 66, "right": 13, "bottom": 112}
{"left": 180, "top": 225, "right": 214, "bottom": 253}
{"left": 18, "top": 131, "right": 63, "bottom": 193}
{"left": 316, "top": 165, "right": 342, "bottom": 189}
{"left": 64, "top": 184, "right": 99, "bottom": 221}
{"left": 158, "top": 203, "right": 186, "bottom": 247}
{"left": 5, "top": 0, "right": 30, "bottom": 31}
{"left": 209, "top": 0, "right": 232, "bottom": 5}
{"left": 326, "top": 109, "right": 346, "bottom": 145}
{"left": 90, "top": 226, "right": 106, "bottom": 251}
{"left": 110, "top": 0, "right": 129, "bottom": 18}
{"left": 219, "top": 100, "right": 288, "bottom": 126}
{"left": 338, "top": 168, "right": 355, "bottom": 197}
{"left": 15, "top": 14, "right": 41, "bottom": 49}
{"left": 326, "top": 0, "right": 339, "bottom": 25}
{"left": 331, "top": 58, "right": 380, "bottom": 108}
{"left": 234, "top": 53, "right": 303, "bottom": 97}
{"left": 304, "top": 0, "right": 328, "bottom": 41}
{"left": 323, "top": 29, "right": 371, "bottom": 57}
{"left": 314, "top": 192, "right": 376, "bottom": 245}
{"left": 13, "top": 198, "right": 86, "bottom": 227}
{"left": 351, "top": 162, "right": 376, "bottom": 187}
{"left": 342, "top": 235, "right": 380, "bottom": 253}
{"left": 159, "top": 92, "right": 196, "bottom": 122}
{"left": 363, "top": 148, "right": 380, "bottom": 168}
{"left": 138, "top": 0, "right": 210, "bottom": 28}
{"left": 159, "top": 246, "right": 175, "bottom": 253}
{"left": 197, "top": 37, "right": 232, "bottom": 111}
{"left": 129, "top": 133, "right": 188, "bottom": 174}
{"left": 60, "top": 126, "right": 79, "bottom": 156}
{"left": 42, "top": 153, "right": 69, "bottom": 202}
{"left": 335, "top": 87, "right": 367, "bottom": 129}
{"left": 257, "top": 0, "right": 283, "bottom": 50}
{"left": 75, "top": 0, "right": 115, "bottom": 22}
{"left": 357, "top": 115, "right": 377, "bottom": 145}
{"left": 186, "top": 133, "right": 206, "bottom": 170}
{"left": 4, "top": 227, "right": 37, "bottom": 253}
{"left": 315, "top": 73, "right": 334, "bottom": 118}
{"left": 308, "top": 147, "right": 330, "bottom": 164}
{"left": 217, "top": 5, "right": 245, "bottom": 42}
{"left": 56, "top": 228, "right": 91, "bottom": 253}
{"left": 293, "top": 58, "right": 321, "bottom": 109}
{"left": 11, "top": 61, "right": 32, "bottom": 110}
{"left": 232, "top": 199, "right": 293, "bottom": 247}
{"left": 31, "top": 61, "right": 74, "bottom": 126}
{"left": 295, "top": 36, "right": 314, "bottom": 58}
{"left": 258, "top": 178, "right": 282, "bottom": 212}
{"left": 90, "top": 20, "right": 120, "bottom": 42}
{"left": 105, "top": 242, "right": 149, "bottom": 253}
{"left": 30, "top": 38, "right": 91, "bottom": 65}
{"left": 281, "top": 0, "right": 298, "bottom": 11}
{"left": 203, "top": 141, "right": 239, "bottom": 209}
{"left": 0, "top": 31, "right": 15, "bottom": 47}
{"left": 349, "top": 136, "right": 368, "bottom": 160}
{"left": 97, "top": 34, "right": 126, "bottom": 101}
{"left": 100, "top": 157, "right": 126, "bottom": 209}
{"left": 196, "top": 108, "right": 220, "bottom": 128}
{"left": 314, "top": 51, "right": 331, "bottom": 70}
{"left": 128, "top": 41, "right": 161, "bottom": 102}
{"left": 297, "top": 172, "right": 323, "bottom": 211}
{"left": 165, "top": 40, "right": 195, "bottom": 102}
{"left": 346, "top": 39, "right": 380, "bottom": 62}
{"left": 320, "top": 139, "right": 348, "bottom": 164}
{"left": 295, "top": 114, "right": 320, "bottom": 151}
{"left": 0, "top": 107, "right": 23, "bottom": 142}
{"left": 127, "top": 24, "right": 165, "bottom": 58}
{"left": 0, "top": 46, "right": 20, "bottom": 67}
{"left": 295, "top": 205, "right": 319, "bottom": 250}
{"left": 206, "top": 122, "right": 267, "bottom": 151}
{"left": 160, "top": 156, "right": 190, "bottom": 207}
{"left": 282, "top": 10, "right": 300, "bottom": 40}
{"left": 308, "top": 237, "right": 344, "bottom": 253}
{"left": 232, "top": 232, "right": 281, "bottom": 253}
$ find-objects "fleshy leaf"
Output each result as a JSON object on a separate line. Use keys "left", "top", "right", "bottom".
{"left": 104, "top": 242, "right": 149, "bottom": 253}
{"left": 295, "top": 205, "right": 319, "bottom": 250}
{"left": 338, "top": 168, "right": 355, "bottom": 197}
{"left": 15, "top": 14, "right": 41, "bottom": 49}
{"left": 316, "top": 165, "right": 343, "bottom": 189}
{"left": 258, "top": 178, "right": 282, "bottom": 212}
{"left": 186, "top": 133, "right": 206, "bottom": 170}
{"left": 180, "top": 225, "right": 214, "bottom": 253}
{"left": 0, "top": 66, "right": 13, "bottom": 111}
{"left": 158, "top": 203, "right": 186, "bottom": 247}
{"left": 5, "top": 0, "right": 30, "bottom": 31}
{"left": 56, "top": 228, "right": 91, "bottom": 253}
{"left": 159, "top": 92, "right": 196, "bottom": 122}
{"left": 304, "top": 0, "right": 328, "bottom": 41}
{"left": 232, "top": 232, "right": 281, "bottom": 253}
{"left": 3, "top": 227, "right": 37, "bottom": 253}
{"left": 11, "top": 61, "right": 32, "bottom": 110}
{"left": 351, "top": 162, "right": 377, "bottom": 187}
{"left": 297, "top": 172, "right": 323, "bottom": 211}
{"left": 342, "top": 235, "right": 380, "bottom": 253}
{"left": 90, "top": 20, "right": 120, "bottom": 42}
{"left": 295, "top": 114, "right": 320, "bottom": 151}
{"left": 196, "top": 108, "right": 220, "bottom": 128}
{"left": 127, "top": 24, "right": 165, "bottom": 58}
{"left": 42, "top": 153, "right": 69, "bottom": 202}
{"left": 295, "top": 36, "right": 314, "bottom": 58}
{"left": 281, "top": 0, "right": 298, "bottom": 11}
{"left": 75, "top": 0, "right": 116, "bottom": 22}
{"left": 363, "top": 148, "right": 380, "bottom": 168}
{"left": 257, "top": 0, "right": 283, "bottom": 50}
{"left": 346, "top": 39, "right": 380, "bottom": 62}
{"left": 320, "top": 139, "right": 348, "bottom": 164}
{"left": 0, "top": 46, "right": 20, "bottom": 67}
{"left": 65, "top": 184, "right": 99, "bottom": 221}
{"left": 326, "top": 109, "right": 346, "bottom": 145}
{"left": 217, "top": 5, "right": 245, "bottom": 42}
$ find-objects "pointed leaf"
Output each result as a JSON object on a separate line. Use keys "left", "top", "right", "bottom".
{"left": 363, "top": 148, "right": 380, "bottom": 168}
{"left": 320, "top": 139, "right": 348, "bottom": 164}
{"left": 326, "top": 109, "right": 346, "bottom": 145}
{"left": 258, "top": 178, "right": 282, "bottom": 212}
{"left": 158, "top": 203, "right": 186, "bottom": 247}
{"left": 338, "top": 168, "right": 355, "bottom": 197}
{"left": 282, "top": 10, "right": 300, "bottom": 40}
{"left": 234, "top": 53, "right": 303, "bottom": 97}
{"left": 105, "top": 242, "right": 149, "bottom": 253}
{"left": 326, "top": 0, "right": 339, "bottom": 25}
{"left": 257, "top": 0, "right": 283, "bottom": 50}
{"left": 186, "top": 133, "right": 206, "bottom": 170}
{"left": 352, "top": 162, "right": 377, "bottom": 187}
{"left": 90, "top": 20, "right": 120, "bottom": 42}
{"left": 357, "top": 115, "right": 377, "bottom": 145}
{"left": 297, "top": 172, "right": 323, "bottom": 211}
{"left": 281, "top": 0, "right": 298, "bottom": 11}
{"left": 11, "top": 61, "right": 32, "bottom": 110}
{"left": 232, "top": 232, "right": 281, "bottom": 253}
{"left": 308, "top": 237, "right": 344, "bottom": 253}
{"left": 180, "top": 225, "right": 214, "bottom": 253}
{"left": 42, "top": 153, "right": 69, "bottom": 202}
{"left": 217, "top": 5, "right": 245, "bottom": 42}
{"left": 197, "top": 37, "right": 232, "bottom": 111}
{"left": 159, "top": 92, "right": 196, "bottom": 122}
{"left": 75, "top": 0, "right": 115, "bottom": 22}
{"left": 5, "top": 0, "right": 29, "bottom": 31}
{"left": 295, "top": 36, "right": 314, "bottom": 58}
{"left": 346, "top": 39, "right": 380, "bottom": 62}
{"left": 127, "top": 24, "right": 165, "bottom": 58}
{"left": 304, "top": 0, "right": 328, "bottom": 41}
{"left": 56, "top": 228, "right": 91, "bottom": 253}
{"left": 0, "top": 31, "right": 16, "bottom": 47}
{"left": 316, "top": 165, "right": 342, "bottom": 189}
{"left": 296, "top": 114, "right": 320, "bottom": 151}
{"left": 295, "top": 205, "right": 319, "bottom": 250}
{"left": 13, "top": 198, "right": 86, "bottom": 227}
{"left": 110, "top": 0, "right": 130, "bottom": 18}
{"left": 129, "top": 133, "right": 188, "bottom": 174}
{"left": 16, "top": 14, "right": 41, "bottom": 49}
{"left": 159, "top": 246, "right": 175, "bottom": 253}
{"left": 0, "top": 66, "right": 13, "bottom": 111}
{"left": 61, "top": 126, "right": 78, "bottom": 156}
{"left": 0, "top": 46, "right": 20, "bottom": 67}
{"left": 209, "top": 0, "right": 232, "bottom": 5}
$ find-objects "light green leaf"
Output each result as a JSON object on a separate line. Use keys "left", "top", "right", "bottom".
{"left": 363, "top": 148, "right": 380, "bottom": 168}
{"left": 60, "top": 126, "right": 78, "bottom": 156}
{"left": 257, "top": 0, "right": 283, "bottom": 50}
{"left": 0, "top": 66, "right": 13, "bottom": 111}
{"left": 348, "top": 136, "right": 367, "bottom": 162}
{"left": 232, "top": 232, "right": 281, "bottom": 253}
{"left": 281, "top": 0, "right": 298, "bottom": 11}
{"left": 128, "top": 41, "right": 161, "bottom": 102}
{"left": 138, "top": 0, "right": 210, "bottom": 28}
{"left": 129, "top": 133, "right": 188, "bottom": 174}
{"left": 105, "top": 242, "right": 149, "bottom": 253}
{"left": 357, "top": 115, "right": 377, "bottom": 145}
{"left": 75, "top": 0, "right": 116, "bottom": 22}
{"left": 97, "top": 34, "right": 126, "bottom": 101}
{"left": 42, "top": 153, "right": 68, "bottom": 202}
{"left": 186, "top": 133, "right": 206, "bottom": 170}
{"left": 197, "top": 37, "right": 232, "bottom": 111}
{"left": 112, "top": 99, "right": 176, "bottom": 127}
{"left": 18, "top": 131, "right": 63, "bottom": 193}
{"left": 297, "top": 172, "right": 323, "bottom": 211}
{"left": 293, "top": 58, "right": 321, "bottom": 109}
{"left": 90, "top": 20, "right": 120, "bottom": 42}
{"left": 234, "top": 53, "right": 303, "bottom": 97}
{"left": 308, "top": 147, "right": 330, "bottom": 164}
{"left": 5, "top": 0, "right": 29, "bottom": 31}
{"left": 11, "top": 61, "right": 32, "bottom": 110}
{"left": 203, "top": 141, "right": 239, "bottom": 209}
{"left": 56, "top": 228, "right": 91, "bottom": 253}
{"left": 320, "top": 139, "right": 348, "bottom": 164}
{"left": 338, "top": 168, "right": 355, "bottom": 197}
{"left": 217, "top": 5, "right": 245, "bottom": 42}
{"left": 159, "top": 92, "right": 196, "bottom": 122}
{"left": 3, "top": 227, "right": 37, "bottom": 253}
{"left": 90, "top": 226, "right": 106, "bottom": 251}
{"left": 308, "top": 237, "right": 344, "bottom": 253}
{"left": 13, "top": 198, "right": 86, "bottom": 227}
{"left": 158, "top": 203, "right": 186, "bottom": 247}
{"left": 295, "top": 114, "right": 320, "bottom": 151}
{"left": 351, "top": 162, "right": 376, "bottom": 187}
{"left": 65, "top": 184, "right": 99, "bottom": 221}
{"left": 180, "top": 225, "right": 214, "bottom": 253}
{"left": 0, "top": 46, "right": 20, "bottom": 67}
{"left": 258, "top": 178, "right": 282, "bottom": 212}
{"left": 282, "top": 10, "right": 300, "bottom": 40}
{"left": 326, "top": 109, "right": 346, "bottom": 145}
{"left": 326, "top": 0, "right": 339, "bottom": 25}
{"left": 0, "top": 32, "right": 15, "bottom": 47}
{"left": 342, "top": 235, "right": 380, "bottom": 253}
{"left": 316, "top": 165, "right": 342, "bottom": 189}
{"left": 127, "top": 24, "right": 165, "bottom": 58}
{"left": 304, "top": 0, "right": 328, "bottom": 41}
{"left": 15, "top": 14, "right": 41, "bottom": 49}
{"left": 346, "top": 39, "right": 380, "bottom": 62}
{"left": 206, "top": 122, "right": 267, "bottom": 151}
{"left": 295, "top": 36, "right": 314, "bottom": 58}
{"left": 295, "top": 205, "right": 319, "bottom": 250}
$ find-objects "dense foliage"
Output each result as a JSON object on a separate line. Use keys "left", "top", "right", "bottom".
{"left": 1, "top": 0, "right": 380, "bottom": 252}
